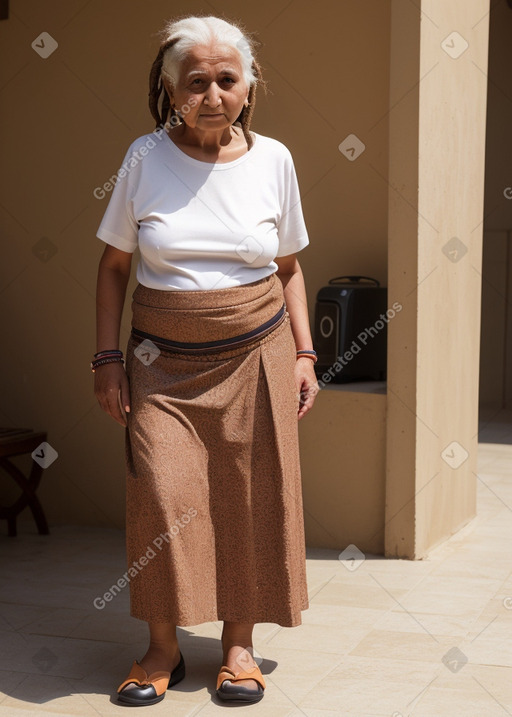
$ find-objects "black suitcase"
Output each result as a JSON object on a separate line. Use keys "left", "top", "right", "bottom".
{"left": 313, "top": 276, "right": 388, "bottom": 383}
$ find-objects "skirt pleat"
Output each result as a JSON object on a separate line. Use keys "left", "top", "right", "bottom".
{"left": 123, "top": 272, "right": 309, "bottom": 627}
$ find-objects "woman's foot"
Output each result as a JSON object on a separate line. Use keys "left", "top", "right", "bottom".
{"left": 217, "top": 621, "right": 265, "bottom": 702}
{"left": 216, "top": 645, "right": 265, "bottom": 703}
{"left": 140, "top": 644, "right": 182, "bottom": 675}
{"left": 221, "top": 645, "right": 260, "bottom": 690}
{"left": 120, "top": 644, "right": 182, "bottom": 693}
{"left": 220, "top": 622, "right": 264, "bottom": 697}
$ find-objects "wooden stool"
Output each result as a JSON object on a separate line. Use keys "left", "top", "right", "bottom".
{"left": 0, "top": 428, "right": 50, "bottom": 537}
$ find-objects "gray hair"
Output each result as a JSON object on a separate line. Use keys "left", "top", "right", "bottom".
{"left": 149, "top": 16, "right": 264, "bottom": 150}
{"left": 160, "top": 16, "right": 258, "bottom": 90}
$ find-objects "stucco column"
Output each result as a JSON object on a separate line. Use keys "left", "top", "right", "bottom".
{"left": 385, "top": 0, "right": 490, "bottom": 557}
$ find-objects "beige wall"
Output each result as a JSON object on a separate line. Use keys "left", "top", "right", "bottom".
{"left": 0, "top": 1, "right": 391, "bottom": 533}
{"left": 299, "top": 387, "right": 386, "bottom": 554}
{"left": 385, "top": 0, "right": 489, "bottom": 557}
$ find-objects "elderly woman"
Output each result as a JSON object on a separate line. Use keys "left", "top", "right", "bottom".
{"left": 94, "top": 14, "right": 317, "bottom": 707}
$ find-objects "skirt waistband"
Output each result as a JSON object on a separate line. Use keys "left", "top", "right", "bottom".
{"left": 131, "top": 303, "right": 286, "bottom": 354}
{"left": 130, "top": 272, "right": 287, "bottom": 348}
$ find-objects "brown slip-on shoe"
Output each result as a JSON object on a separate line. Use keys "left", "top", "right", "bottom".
{"left": 116, "top": 651, "right": 185, "bottom": 706}
{"left": 216, "top": 663, "right": 266, "bottom": 703}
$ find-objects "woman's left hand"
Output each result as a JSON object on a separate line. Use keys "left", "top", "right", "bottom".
{"left": 294, "top": 357, "right": 319, "bottom": 420}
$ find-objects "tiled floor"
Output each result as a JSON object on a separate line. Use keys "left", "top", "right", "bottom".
{"left": 0, "top": 440, "right": 511, "bottom": 716}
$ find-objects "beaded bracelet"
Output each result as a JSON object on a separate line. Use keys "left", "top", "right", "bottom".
{"left": 296, "top": 349, "right": 318, "bottom": 364}
{"left": 91, "top": 356, "right": 125, "bottom": 373}
{"left": 94, "top": 350, "right": 123, "bottom": 359}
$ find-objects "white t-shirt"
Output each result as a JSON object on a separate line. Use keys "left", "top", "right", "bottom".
{"left": 95, "top": 129, "right": 310, "bottom": 290}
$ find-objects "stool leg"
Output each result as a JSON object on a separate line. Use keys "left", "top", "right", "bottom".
{"left": 29, "top": 497, "right": 49, "bottom": 535}
{"left": 0, "top": 457, "right": 49, "bottom": 536}
{"left": 27, "top": 453, "right": 49, "bottom": 535}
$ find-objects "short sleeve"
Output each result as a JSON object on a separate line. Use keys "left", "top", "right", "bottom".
{"left": 275, "top": 150, "right": 310, "bottom": 257}
{"left": 96, "top": 145, "right": 139, "bottom": 253}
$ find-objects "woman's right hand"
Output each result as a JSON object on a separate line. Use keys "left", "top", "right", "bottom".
{"left": 94, "top": 362, "right": 131, "bottom": 427}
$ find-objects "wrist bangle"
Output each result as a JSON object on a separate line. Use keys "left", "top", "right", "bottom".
{"left": 94, "top": 350, "right": 123, "bottom": 358}
{"left": 296, "top": 349, "right": 317, "bottom": 364}
{"left": 91, "top": 356, "right": 125, "bottom": 373}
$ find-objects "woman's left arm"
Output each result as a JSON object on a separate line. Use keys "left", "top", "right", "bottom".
{"left": 275, "top": 254, "right": 318, "bottom": 420}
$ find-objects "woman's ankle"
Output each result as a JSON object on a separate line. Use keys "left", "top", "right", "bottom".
{"left": 139, "top": 643, "right": 181, "bottom": 673}
{"left": 222, "top": 644, "right": 257, "bottom": 668}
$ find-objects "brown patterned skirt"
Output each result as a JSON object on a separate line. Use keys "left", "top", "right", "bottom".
{"left": 123, "top": 271, "right": 309, "bottom": 627}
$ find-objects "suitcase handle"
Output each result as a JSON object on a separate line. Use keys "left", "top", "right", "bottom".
{"left": 327, "top": 276, "right": 380, "bottom": 287}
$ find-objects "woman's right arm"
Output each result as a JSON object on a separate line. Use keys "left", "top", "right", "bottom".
{"left": 94, "top": 244, "right": 133, "bottom": 427}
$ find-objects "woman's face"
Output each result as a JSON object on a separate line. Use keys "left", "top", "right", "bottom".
{"left": 163, "top": 42, "right": 249, "bottom": 131}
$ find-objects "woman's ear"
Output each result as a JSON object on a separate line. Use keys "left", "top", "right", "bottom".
{"left": 162, "top": 78, "right": 174, "bottom": 106}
